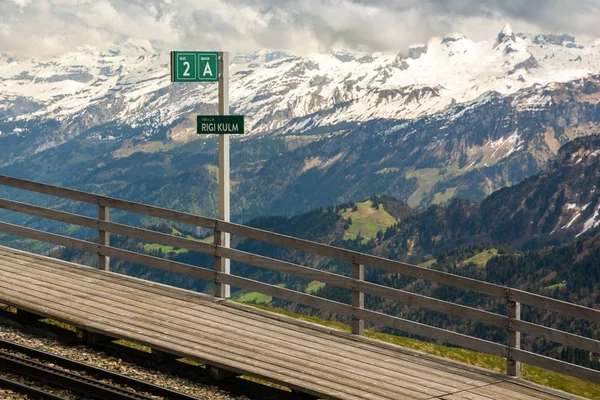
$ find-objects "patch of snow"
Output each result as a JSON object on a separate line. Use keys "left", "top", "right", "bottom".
{"left": 563, "top": 213, "right": 581, "bottom": 230}
{"left": 565, "top": 203, "right": 578, "bottom": 210}
{"left": 1, "top": 25, "right": 600, "bottom": 137}
{"left": 577, "top": 204, "right": 600, "bottom": 236}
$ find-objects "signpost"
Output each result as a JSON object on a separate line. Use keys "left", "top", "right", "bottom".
{"left": 171, "top": 51, "right": 240, "bottom": 298}
{"left": 171, "top": 51, "right": 219, "bottom": 82}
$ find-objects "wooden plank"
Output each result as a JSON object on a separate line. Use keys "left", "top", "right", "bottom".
{"left": 5, "top": 244, "right": 596, "bottom": 384}
{"left": 0, "top": 249, "right": 504, "bottom": 386}
{"left": 217, "top": 271, "right": 508, "bottom": 358}
{"left": 352, "top": 279, "right": 507, "bottom": 328}
{"left": 0, "top": 262, "right": 463, "bottom": 396}
{"left": 0, "top": 287, "right": 350, "bottom": 400}
{"left": 0, "top": 258, "right": 497, "bottom": 391}
{"left": 439, "top": 391, "right": 496, "bottom": 400}
{"left": 0, "top": 175, "right": 101, "bottom": 204}
{"left": 0, "top": 281, "right": 410, "bottom": 400}
{"left": 216, "top": 272, "right": 354, "bottom": 315}
{"left": 0, "top": 200, "right": 507, "bottom": 328}
{"left": 0, "top": 260, "right": 502, "bottom": 394}
{"left": 469, "top": 385, "right": 529, "bottom": 400}
{"left": 11, "top": 266, "right": 576, "bottom": 400}
{"left": 220, "top": 246, "right": 507, "bottom": 328}
{"left": 511, "top": 319, "right": 600, "bottom": 355}
{"left": 4, "top": 178, "right": 598, "bottom": 322}
{"left": 0, "top": 222, "right": 214, "bottom": 280}
{"left": 218, "top": 246, "right": 352, "bottom": 288}
{"left": 0, "top": 221, "right": 571, "bottom": 364}
{"left": 511, "top": 349, "right": 600, "bottom": 384}
{"left": 0, "top": 221, "right": 99, "bottom": 254}
{"left": 0, "top": 281, "right": 393, "bottom": 400}
{"left": 0, "top": 170, "right": 501, "bottom": 301}
{"left": 496, "top": 382, "right": 585, "bottom": 400}
{"left": 0, "top": 175, "right": 216, "bottom": 229}
{"left": 98, "top": 244, "right": 214, "bottom": 281}
{"left": 221, "top": 221, "right": 509, "bottom": 298}
{"left": 3, "top": 258, "right": 492, "bottom": 392}
{"left": 0, "top": 198, "right": 215, "bottom": 255}
{"left": 0, "top": 287, "right": 437, "bottom": 400}
{"left": 467, "top": 383, "right": 583, "bottom": 400}
{"left": 510, "top": 290, "right": 600, "bottom": 324}
{"left": 0, "top": 246, "right": 504, "bottom": 387}
{"left": 353, "top": 307, "right": 508, "bottom": 358}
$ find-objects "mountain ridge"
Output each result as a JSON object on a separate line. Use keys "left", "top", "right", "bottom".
{"left": 1, "top": 25, "right": 600, "bottom": 220}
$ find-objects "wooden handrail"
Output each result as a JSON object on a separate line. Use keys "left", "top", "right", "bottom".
{"left": 2, "top": 175, "right": 600, "bottom": 322}
{"left": 0, "top": 175, "right": 600, "bottom": 384}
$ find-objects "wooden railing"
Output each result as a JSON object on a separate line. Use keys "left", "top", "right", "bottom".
{"left": 0, "top": 174, "right": 599, "bottom": 383}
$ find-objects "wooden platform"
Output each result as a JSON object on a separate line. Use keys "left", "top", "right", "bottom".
{"left": 0, "top": 246, "right": 586, "bottom": 400}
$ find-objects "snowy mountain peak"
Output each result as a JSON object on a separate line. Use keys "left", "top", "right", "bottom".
{"left": 501, "top": 23, "right": 513, "bottom": 36}
{"left": 497, "top": 23, "right": 516, "bottom": 44}
{"left": 1, "top": 25, "right": 600, "bottom": 140}
{"left": 0, "top": 54, "right": 16, "bottom": 66}
{"left": 232, "top": 50, "right": 291, "bottom": 65}
{"left": 109, "top": 39, "right": 156, "bottom": 56}
{"left": 441, "top": 34, "right": 467, "bottom": 44}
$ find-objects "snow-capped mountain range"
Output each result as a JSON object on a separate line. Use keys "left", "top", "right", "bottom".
{"left": 1, "top": 24, "right": 600, "bottom": 140}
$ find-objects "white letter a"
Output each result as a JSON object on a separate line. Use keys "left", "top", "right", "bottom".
{"left": 203, "top": 62, "right": 213, "bottom": 77}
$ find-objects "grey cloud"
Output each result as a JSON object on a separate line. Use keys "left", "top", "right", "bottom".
{"left": 2, "top": 0, "right": 600, "bottom": 58}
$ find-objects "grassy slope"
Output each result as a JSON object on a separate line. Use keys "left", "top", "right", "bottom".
{"left": 239, "top": 292, "right": 272, "bottom": 304}
{"left": 460, "top": 249, "right": 499, "bottom": 267}
{"left": 419, "top": 259, "right": 437, "bottom": 268}
{"left": 306, "top": 281, "right": 325, "bottom": 294}
{"left": 341, "top": 200, "right": 397, "bottom": 242}
{"left": 544, "top": 283, "right": 567, "bottom": 290}
{"left": 250, "top": 304, "right": 600, "bottom": 399}
{"left": 143, "top": 243, "right": 188, "bottom": 255}
{"left": 432, "top": 187, "right": 457, "bottom": 205}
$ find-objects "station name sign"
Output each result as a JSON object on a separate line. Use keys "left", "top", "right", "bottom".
{"left": 197, "top": 115, "right": 245, "bottom": 135}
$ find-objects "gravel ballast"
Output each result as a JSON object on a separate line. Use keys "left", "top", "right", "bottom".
{"left": 0, "top": 324, "right": 250, "bottom": 400}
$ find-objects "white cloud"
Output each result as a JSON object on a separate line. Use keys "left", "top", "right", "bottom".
{"left": 9, "top": 0, "right": 32, "bottom": 6}
{"left": 1, "top": 0, "right": 600, "bottom": 58}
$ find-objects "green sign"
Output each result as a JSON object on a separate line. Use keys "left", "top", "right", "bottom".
{"left": 171, "top": 51, "right": 219, "bottom": 82}
{"left": 197, "top": 115, "right": 245, "bottom": 135}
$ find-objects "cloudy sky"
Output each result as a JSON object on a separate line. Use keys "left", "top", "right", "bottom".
{"left": 2, "top": 0, "right": 600, "bottom": 58}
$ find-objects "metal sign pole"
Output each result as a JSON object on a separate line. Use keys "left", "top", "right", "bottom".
{"left": 216, "top": 51, "right": 231, "bottom": 298}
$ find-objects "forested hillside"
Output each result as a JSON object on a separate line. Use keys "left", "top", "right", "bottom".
{"left": 19, "top": 135, "right": 597, "bottom": 369}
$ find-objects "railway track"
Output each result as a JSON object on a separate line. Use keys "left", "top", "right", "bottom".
{"left": 0, "top": 338, "right": 204, "bottom": 400}
{"left": 0, "top": 310, "right": 309, "bottom": 399}
{"left": 0, "top": 375, "right": 69, "bottom": 400}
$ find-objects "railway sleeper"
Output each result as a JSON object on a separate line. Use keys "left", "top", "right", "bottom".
{"left": 76, "top": 328, "right": 114, "bottom": 345}
{"left": 15, "top": 309, "right": 41, "bottom": 324}
{"left": 151, "top": 348, "right": 178, "bottom": 367}
{"left": 207, "top": 364, "right": 240, "bottom": 380}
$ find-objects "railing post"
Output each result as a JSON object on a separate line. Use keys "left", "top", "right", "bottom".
{"left": 351, "top": 261, "right": 365, "bottom": 335}
{"left": 214, "top": 222, "right": 230, "bottom": 298}
{"left": 506, "top": 290, "right": 521, "bottom": 378}
{"left": 98, "top": 204, "right": 110, "bottom": 271}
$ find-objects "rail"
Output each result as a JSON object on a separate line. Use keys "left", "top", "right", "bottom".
{"left": 0, "top": 174, "right": 599, "bottom": 384}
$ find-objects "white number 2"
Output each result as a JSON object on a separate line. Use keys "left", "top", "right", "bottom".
{"left": 183, "top": 61, "right": 191, "bottom": 77}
